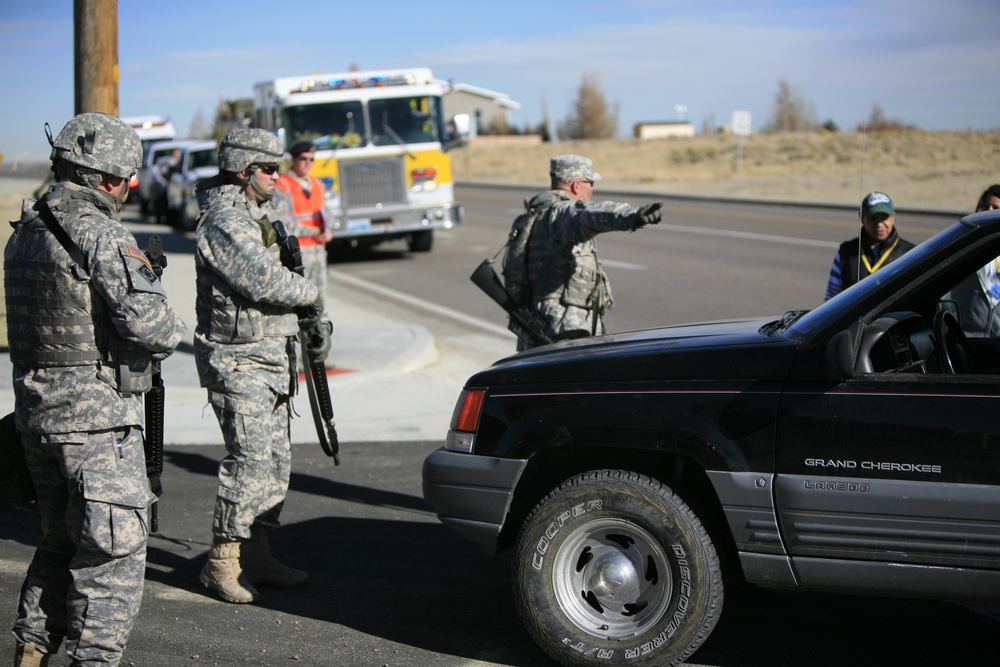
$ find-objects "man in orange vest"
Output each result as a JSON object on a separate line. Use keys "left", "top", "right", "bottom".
{"left": 273, "top": 141, "right": 332, "bottom": 312}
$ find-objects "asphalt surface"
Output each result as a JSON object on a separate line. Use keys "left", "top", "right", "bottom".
{"left": 1, "top": 186, "right": 997, "bottom": 666}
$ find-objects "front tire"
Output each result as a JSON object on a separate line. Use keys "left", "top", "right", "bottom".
{"left": 512, "top": 470, "right": 722, "bottom": 667}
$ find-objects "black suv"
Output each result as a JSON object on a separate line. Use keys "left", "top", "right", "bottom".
{"left": 423, "top": 209, "right": 1000, "bottom": 666}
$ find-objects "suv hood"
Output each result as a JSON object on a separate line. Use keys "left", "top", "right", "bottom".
{"left": 470, "top": 316, "right": 799, "bottom": 387}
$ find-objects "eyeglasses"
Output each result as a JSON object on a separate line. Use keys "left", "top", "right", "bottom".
{"left": 571, "top": 179, "right": 594, "bottom": 186}
{"left": 255, "top": 164, "right": 280, "bottom": 175}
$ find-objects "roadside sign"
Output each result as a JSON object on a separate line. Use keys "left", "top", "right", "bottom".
{"left": 732, "top": 110, "right": 752, "bottom": 136}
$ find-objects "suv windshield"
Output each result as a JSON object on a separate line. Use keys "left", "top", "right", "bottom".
{"left": 370, "top": 96, "right": 442, "bottom": 146}
{"left": 785, "top": 221, "right": 969, "bottom": 340}
{"left": 282, "top": 101, "right": 366, "bottom": 151}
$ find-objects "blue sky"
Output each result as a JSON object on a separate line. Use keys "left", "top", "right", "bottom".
{"left": 2, "top": 0, "right": 998, "bottom": 162}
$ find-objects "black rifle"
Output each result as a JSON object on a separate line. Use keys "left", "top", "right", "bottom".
{"left": 470, "top": 259, "right": 555, "bottom": 348}
{"left": 273, "top": 220, "right": 341, "bottom": 463}
{"left": 144, "top": 236, "right": 166, "bottom": 533}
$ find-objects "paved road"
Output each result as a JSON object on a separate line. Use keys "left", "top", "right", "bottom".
{"left": 3, "top": 442, "right": 997, "bottom": 667}
{"left": 333, "top": 184, "right": 961, "bottom": 334}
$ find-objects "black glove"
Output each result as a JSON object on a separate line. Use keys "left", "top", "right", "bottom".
{"left": 304, "top": 320, "right": 333, "bottom": 364}
{"left": 637, "top": 202, "right": 663, "bottom": 227}
{"left": 298, "top": 294, "right": 325, "bottom": 329}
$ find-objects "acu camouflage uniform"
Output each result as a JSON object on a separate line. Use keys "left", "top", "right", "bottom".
{"left": 522, "top": 155, "right": 651, "bottom": 349}
{"left": 4, "top": 112, "right": 186, "bottom": 666}
{"left": 194, "top": 177, "right": 318, "bottom": 543}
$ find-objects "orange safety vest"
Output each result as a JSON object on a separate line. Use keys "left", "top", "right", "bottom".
{"left": 276, "top": 174, "right": 326, "bottom": 247}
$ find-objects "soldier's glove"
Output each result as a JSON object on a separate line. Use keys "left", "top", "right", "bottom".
{"left": 636, "top": 202, "right": 663, "bottom": 227}
{"left": 298, "top": 294, "right": 325, "bottom": 329}
{"left": 151, "top": 350, "right": 173, "bottom": 362}
{"left": 304, "top": 320, "right": 333, "bottom": 364}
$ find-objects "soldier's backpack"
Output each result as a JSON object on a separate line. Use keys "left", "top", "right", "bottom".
{"left": 501, "top": 192, "right": 560, "bottom": 307}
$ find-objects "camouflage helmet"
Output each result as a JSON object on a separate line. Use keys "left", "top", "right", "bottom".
{"left": 49, "top": 112, "right": 142, "bottom": 179}
{"left": 218, "top": 128, "right": 283, "bottom": 172}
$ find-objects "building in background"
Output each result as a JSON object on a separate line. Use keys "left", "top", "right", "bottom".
{"left": 441, "top": 81, "right": 521, "bottom": 136}
{"left": 633, "top": 121, "right": 696, "bottom": 140}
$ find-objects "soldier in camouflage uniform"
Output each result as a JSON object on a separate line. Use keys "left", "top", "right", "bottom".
{"left": 193, "top": 128, "right": 328, "bottom": 604}
{"left": 4, "top": 112, "right": 187, "bottom": 666}
{"left": 518, "top": 154, "right": 663, "bottom": 349}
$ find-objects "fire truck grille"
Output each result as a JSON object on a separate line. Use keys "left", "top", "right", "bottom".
{"left": 340, "top": 157, "right": 407, "bottom": 210}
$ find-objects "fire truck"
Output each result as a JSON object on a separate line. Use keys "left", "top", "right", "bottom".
{"left": 253, "top": 68, "right": 462, "bottom": 252}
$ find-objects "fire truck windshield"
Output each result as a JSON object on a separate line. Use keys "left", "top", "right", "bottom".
{"left": 282, "top": 101, "right": 366, "bottom": 151}
{"left": 370, "top": 96, "right": 442, "bottom": 146}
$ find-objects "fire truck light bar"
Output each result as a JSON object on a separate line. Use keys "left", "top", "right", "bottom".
{"left": 290, "top": 72, "right": 423, "bottom": 95}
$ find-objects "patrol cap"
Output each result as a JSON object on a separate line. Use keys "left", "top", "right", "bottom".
{"left": 862, "top": 191, "right": 894, "bottom": 218}
{"left": 550, "top": 154, "right": 602, "bottom": 182}
{"left": 49, "top": 112, "right": 142, "bottom": 179}
{"left": 289, "top": 141, "right": 317, "bottom": 157}
{"left": 218, "top": 128, "right": 284, "bottom": 172}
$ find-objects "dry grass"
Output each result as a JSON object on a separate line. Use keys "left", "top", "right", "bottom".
{"left": 452, "top": 129, "right": 1000, "bottom": 212}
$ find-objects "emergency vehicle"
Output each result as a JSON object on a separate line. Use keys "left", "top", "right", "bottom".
{"left": 122, "top": 115, "right": 178, "bottom": 162}
{"left": 253, "top": 68, "right": 462, "bottom": 252}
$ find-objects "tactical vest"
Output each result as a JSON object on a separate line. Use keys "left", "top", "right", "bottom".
{"left": 5, "top": 221, "right": 99, "bottom": 366}
{"left": 4, "top": 195, "right": 153, "bottom": 394}
{"left": 526, "top": 198, "right": 612, "bottom": 312}
{"left": 198, "top": 198, "right": 300, "bottom": 344}
{"left": 276, "top": 174, "right": 325, "bottom": 247}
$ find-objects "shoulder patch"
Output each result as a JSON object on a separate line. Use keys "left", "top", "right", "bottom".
{"left": 136, "top": 263, "right": 159, "bottom": 285}
{"left": 126, "top": 243, "right": 153, "bottom": 269}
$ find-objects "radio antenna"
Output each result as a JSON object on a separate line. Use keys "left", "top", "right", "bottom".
{"left": 857, "top": 121, "right": 867, "bottom": 286}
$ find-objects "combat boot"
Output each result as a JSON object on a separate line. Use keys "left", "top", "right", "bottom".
{"left": 14, "top": 642, "right": 49, "bottom": 666}
{"left": 199, "top": 538, "right": 259, "bottom": 603}
{"left": 241, "top": 527, "right": 308, "bottom": 587}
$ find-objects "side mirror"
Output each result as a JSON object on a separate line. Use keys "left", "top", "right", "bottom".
{"left": 443, "top": 114, "right": 471, "bottom": 152}
{"left": 825, "top": 330, "right": 855, "bottom": 379}
{"left": 452, "top": 114, "right": 471, "bottom": 138}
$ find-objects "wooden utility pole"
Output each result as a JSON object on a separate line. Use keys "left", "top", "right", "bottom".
{"left": 74, "top": 0, "right": 118, "bottom": 115}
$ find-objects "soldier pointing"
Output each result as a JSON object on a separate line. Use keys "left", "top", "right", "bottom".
{"left": 507, "top": 154, "right": 663, "bottom": 350}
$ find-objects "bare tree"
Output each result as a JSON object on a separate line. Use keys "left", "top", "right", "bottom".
{"left": 767, "top": 79, "right": 816, "bottom": 132}
{"left": 556, "top": 72, "right": 619, "bottom": 140}
{"left": 856, "top": 103, "right": 916, "bottom": 132}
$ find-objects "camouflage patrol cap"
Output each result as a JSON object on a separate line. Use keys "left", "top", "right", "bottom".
{"left": 550, "top": 154, "right": 602, "bottom": 182}
{"left": 49, "top": 112, "right": 142, "bottom": 179}
{"left": 218, "top": 128, "right": 284, "bottom": 172}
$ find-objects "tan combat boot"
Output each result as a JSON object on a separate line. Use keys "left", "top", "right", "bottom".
{"left": 14, "top": 642, "right": 49, "bottom": 666}
{"left": 199, "top": 538, "right": 259, "bottom": 603}
{"left": 241, "top": 527, "right": 308, "bottom": 587}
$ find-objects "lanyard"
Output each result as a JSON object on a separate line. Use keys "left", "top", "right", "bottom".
{"left": 862, "top": 237, "right": 900, "bottom": 275}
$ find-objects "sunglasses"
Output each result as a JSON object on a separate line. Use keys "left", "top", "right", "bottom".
{"left": 256, "top": 164, "right": 280, "bottom": 175}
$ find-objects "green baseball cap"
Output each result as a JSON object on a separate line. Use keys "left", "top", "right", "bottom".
{"left": 862, "top": 191, "right": 894, "bottom": 217}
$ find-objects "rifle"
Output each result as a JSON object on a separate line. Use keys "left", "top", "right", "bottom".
{"left": 144, "top": 236, "right": 166, "bottom": 533}
{"left": 470, "top": 259, "right": 555, "bottom": 348}
{"left": 273, "top": 220, "right": 341, "bottom": 464}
